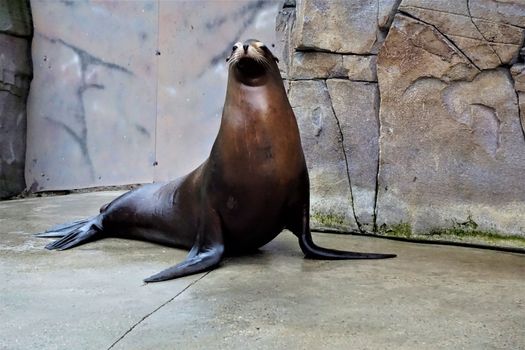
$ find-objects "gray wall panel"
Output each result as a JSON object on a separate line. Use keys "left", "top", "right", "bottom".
{"left": 26, "top": 0, "right": 280, "bottom": 191}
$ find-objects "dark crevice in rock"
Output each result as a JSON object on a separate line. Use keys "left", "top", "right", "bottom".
{"left": 466, "top": 0, "right": 503, "bottom": 65}
{"left": 513, "top": 42, "right": 525, "bottom": 143}
{"left": 325, "top": 77, "right": 377, "bottom": 84}
{"left": 517, "top": 93, "right": 525, "bottom": 142}
{"left": 295, "top": 48, "right": 377, "bottom": 57}
{"left": 399, "top": 5, "right": 466, "bottom": 18}
{"left": 324, "top": 80, "right": 363, "bottom": 232}
{"left": 344, "top": 79, "right": 377, "bottom": 83}
{"left": 378, "top": 0, "right": 402, "bottom": 34}
{"left": 372, "top": 79, "right": 382, "bottom": 232}
{"left": 289, "top": 77, "right": 339, "bottom": 82}
{"left": 282, "top": 0, "right": 296, "bottom": 9}
{"left": 508, "top": 74, "right": 525, "bottom": 141}
{"left": 398, "top": 11, "right": 482, "bottom": 71}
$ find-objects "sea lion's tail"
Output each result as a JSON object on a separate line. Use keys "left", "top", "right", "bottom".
{"left": 35, "top": 216, "right": 102, "bottom": 250}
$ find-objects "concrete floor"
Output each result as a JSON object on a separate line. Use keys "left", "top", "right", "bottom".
{"left": 1, "top": 192, "right": 524, "bottom": 350}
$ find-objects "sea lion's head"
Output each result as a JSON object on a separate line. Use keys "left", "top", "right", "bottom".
{"left": 226, "top": 39, "right": 279, "bottom": 86}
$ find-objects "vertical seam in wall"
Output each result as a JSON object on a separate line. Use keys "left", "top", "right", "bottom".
{"left": 325, "top": 80, "right": 363, "bottom": 232}
{"left": 517, "top": 92, "right": 525, "bottom": 142}
{"left": 373, "top": 0, "right": 382, "bottom": 231}
{"left": 153, "top": 0, "right": 160, "bottom": 181}
{"left": 373, "top": 81, "right": 382, "bottom": 232}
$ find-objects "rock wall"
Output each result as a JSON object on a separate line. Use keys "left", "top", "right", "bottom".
{"left": 278, "top": 0, "right": 525, "bottom": 238}
{"left": 0, "top": 0, "right": 33, "bottom": 199}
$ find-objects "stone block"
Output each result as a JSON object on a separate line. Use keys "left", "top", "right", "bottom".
{"left": 399, "top": 2, "right": 525, "bottom": 69}
{"left": 288, "top": 80, "right": 358, "bottom": 231}
{"left": 326, "top": 79, "right": 380, "bottom": 230}
{"left": 289, "top": 51, "right": 344, "bottom": 79}
{"left": 342, "top": 55, "right": 377, "bottom": 82}
{"left": 293, "top": 0, "right": 379, "bottom": 54}
{"left": 275, "top": 3, "right": 296, "bottom": 78}
{"left": 376, "top": 14, "right": 525, "bottom": 237}
{"left": 470, "top": 0, "right": 525, "bottom": 28}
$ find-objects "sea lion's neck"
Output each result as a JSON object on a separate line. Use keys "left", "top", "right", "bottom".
{"left": 222, "top": 71, "right": 288, "bottom": 125}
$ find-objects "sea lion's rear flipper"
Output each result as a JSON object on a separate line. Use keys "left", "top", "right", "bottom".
{"left": 143, "top": 207, "right": 225, "bottom": 283}
{"left": 35, "top": 217, "right": 102, "bottom": 250}
{"left": 291, "top": 207, "right": 396, "bottom": 260}
{"left": 35, "top": 217, "right": 94, "bottom": 237}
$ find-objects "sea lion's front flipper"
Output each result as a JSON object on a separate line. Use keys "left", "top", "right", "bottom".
{"left": 291, "top": 206, "right": 396, "bottom": 260}
{"left": 143, "top": 208, "right": 225, "bottom": 283}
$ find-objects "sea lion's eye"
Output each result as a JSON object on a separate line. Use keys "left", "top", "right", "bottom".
{"left": 232, "top": 45, "right": 238, "bottom": 51}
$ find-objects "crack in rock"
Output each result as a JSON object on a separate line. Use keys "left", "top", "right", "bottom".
{"left": 466, "top": 0, "right": 503, "bottom": 65}
{"left": 398, "top": 11, "right": 482, "bottom": 71}
{"left": 325, "top": 80, "right": 363, "bottom": 232}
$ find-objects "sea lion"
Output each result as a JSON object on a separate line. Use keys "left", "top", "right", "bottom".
{"left": 37, "top": 39, "right": 396, "bottom": 283}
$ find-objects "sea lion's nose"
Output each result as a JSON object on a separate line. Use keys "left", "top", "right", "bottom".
{"left": 243, "top": 44, "right": 249, "bottom": 53}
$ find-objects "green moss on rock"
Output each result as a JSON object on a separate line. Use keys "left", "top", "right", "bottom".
{"left": 378, "top": 222, "right": 412, "bottom": 238}
{"left": 311, "top": 212, "right": 346, "bottom": 229}
{"left": 376, "top": 216, "right": 525, "bottom": 248}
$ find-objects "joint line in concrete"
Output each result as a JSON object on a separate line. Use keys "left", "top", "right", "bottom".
{"left": 106, "top": 270, "right": 212, "bottom": 350}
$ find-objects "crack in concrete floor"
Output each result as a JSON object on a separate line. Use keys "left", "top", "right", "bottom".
{"left": 107, "top": 270, "right": 214, "bottom": 349}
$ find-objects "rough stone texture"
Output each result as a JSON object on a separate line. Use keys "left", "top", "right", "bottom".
{"left": 289, "top": 52, "right": 378, "bottom": 81}
{"left": 470, "top": 0, "right": 525, "bottom": 28}
{"left": 378, "top": 0, "right": 403, "bottom": 30}
{"left": 342, "top": 55, "right": 377, "bottom": 81}
{"left": 511, "top": 62, "right": 525, "bottom": 92}
{"left": 282, "top": 0, "right": 525, "bottom": 239}
{"left": 399, "top": 1, "right": 525, "bottom": 70}
{"left": 289, "top": 51, "right": 345, "bottom": 79}
{"left": 519, "top": 92, "right": 525, "bottom": 144}
{"left": 294, "top": 0, "right": 380, "bottom": 54}
{"left": 288, "top": 80, "right": 358, "bottom": 231}
{"left": 0, "top": 22, "right": 32, "bottom": 199}
{"left": 275, "top": 2, "right": 296, "bottom": 78}
{"left": 376, "top": 14, "right": 525, "bottom": 236}
{"left": 326, "top": 80, "right": 380, "bottom": 231}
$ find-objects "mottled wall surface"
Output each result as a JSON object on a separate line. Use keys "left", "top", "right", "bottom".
{"left": 280, "top": 0, "right": 525, "bottom": 239}
{"left": 26, "top": 0, "right": 280, "bottom": 191}
{"left": 155, "top": 1, "right": 280, "bottom": 181}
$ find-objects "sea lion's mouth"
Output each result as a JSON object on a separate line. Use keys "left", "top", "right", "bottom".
{"left": 236, "top": 57, "right": 266, "bottom": 79}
